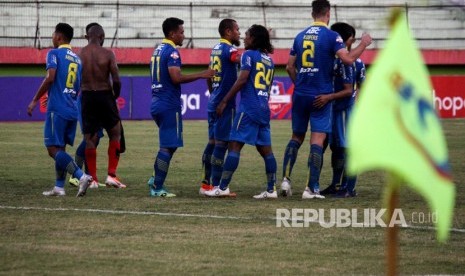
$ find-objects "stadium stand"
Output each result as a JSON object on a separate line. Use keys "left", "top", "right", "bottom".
{"left": 0, "top": 0, "right": 464, "bottom": 65}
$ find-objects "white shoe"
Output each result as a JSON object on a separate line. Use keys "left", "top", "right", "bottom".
{"left": 105, "top": 175, "right": 127, "bottom": 188}
{"left": 302, "top": 187, "right": 325, "bottom": 199}
{"left": 253, "top": 190, "right": 278, "bottom": 199}
{"left": 280, "top": 177, "right": 292, "bottom": 197}
{"left": 89, "top": 181, "right": 100, "bottom": 189}
{"left": 204, "top": 186, "right": 231, "bottom": 197}
{"left": 76, "top": 174, "right": 93, "bottom": 197}
{"left": 43, "top": 187, "right": 65, "bottom": 196}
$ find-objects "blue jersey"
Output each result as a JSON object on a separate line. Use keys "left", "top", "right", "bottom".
{"left": 290, "top": 22, "right": 345, "bottom": 96}
{"left": 207, "top": 39, "right": 239, "bottom": 112}
{"left": 333, "top": 58, "right": 354, "bottom": 111}
{"left": 150, "top": 39, "right": 182, "bottom": 114}
{"left": 238, "top": 49, "right": 275, "bottom": 125}
{"left": 46, "top": 44, "right": 81, "bottom": 120}
{"left": 354, "top": 58, "right": 366, "bottom": 93}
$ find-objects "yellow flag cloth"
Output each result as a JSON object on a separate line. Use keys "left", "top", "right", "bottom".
{"left": 347, "top": 12, "right": 455, "bottom": 242}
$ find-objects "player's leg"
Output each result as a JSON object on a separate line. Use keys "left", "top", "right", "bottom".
{"left": 43, "top": 115, "right": 92, "bottom": 196}
{"left": 209, "top": 108, "right": 234, "bottom": 188}
{"left": 303, "top": 102, "right": 332, "bottom": 199}
{"left": 149, "top": 109, "right": 183, "bottom": 197}
{"left": 253, "top": 125, "right": 278, "bottom": 199}
{"left": 336, "top": 106, "right": 357, "bottom": 198}
{"left": 199, "top": 111, "right": 216, "bottom": 194}
{"left": 105, "top": 121, "right": 126, "bottom": 188}
{"left": 281, "top": 95, "right": 311, "bottom": 196}
{"left": 321, "top": 110, "right": 345, "bottom": 195}
{"left": 205, "top": 111, "right": 250, "bottom": 197}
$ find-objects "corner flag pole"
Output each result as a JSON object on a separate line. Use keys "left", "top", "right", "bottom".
{"left": 386, "top": 173, "right": 401, "bottom": 276}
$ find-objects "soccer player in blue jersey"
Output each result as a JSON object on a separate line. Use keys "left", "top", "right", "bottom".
{"left": 149, "top": 17, "right": 215, "bottom": 197}
{"left": 280, "top": 0, "right": 372, "bottom": 199}
{"left": 198, "top": 19, "right": 241, "bottom": 195}
{"left": 204, "top": 24, "right": 278, "bottom": 199}
{"left": 319, "top": 22, "right": 358, "bottom": 197}
{"left": 27, "top": 23, "right": 93, "bottom": 197}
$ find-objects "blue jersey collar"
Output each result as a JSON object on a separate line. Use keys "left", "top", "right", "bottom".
{"left": 312, "top": 22, "right": 328, "bottom": 28}
{"left": 219, "top": 38, "right": 232, "bottom": 45}
{"left": 58, "top": 44, "right": 72, "bottom": 49}
{"left": 162, "top": 39, "right": 176, "bottom": 47}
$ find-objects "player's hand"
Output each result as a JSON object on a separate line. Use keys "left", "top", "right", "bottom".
{"left": 204, "top": 68, "right": 216, "bottom": 79}
{"left": 216, "top": 101, "right": 227, "bottom": 117}
{"left": 27, "top": 100, "right": 37, "bottom": 116}
{"left": 360, "top": 33, "right": 372, "bottom": 47}
{"left": 313, "top": 94, "right": 331, "bottom": 109}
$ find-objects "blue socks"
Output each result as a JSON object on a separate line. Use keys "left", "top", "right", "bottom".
{"left": 219, "top": 150, "right": 240, "bottom": 190}
{"left": 308, "top": 144, "right": 323, "bottom": 192}
{"left": 264, "top": 153, "right": 277, "bottom": 193}
{"left": 211, "top": 142, "right": 228, "bottom": 187}
{"left": 282, "top": 140, "right": 301, "bottom": 180}
{"left": 201, "top": 143, "right": 215, "bottom": 183}
{"left": 55, "top": 151, "right": 83, "bottom": 183}
{"left": 153, "top": 150, "right": 173, "bottom": 190}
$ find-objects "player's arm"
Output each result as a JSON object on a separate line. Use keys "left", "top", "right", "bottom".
{"left": 313, "top": 83, "right": 353, "bottom": 109}
{"left": 337, "top": 33, "right": 372, "bottom": 65}
{"left": 109, "top": 51, "right": 121, "bottom": 99}
{"left": 169, "top": 66, "right": 215, "bottom": 84}
{"left": 286, "top": 55, "right": 297, "bottom": 83}
{"left": 216, "top": 69, "right": 249, "bottom": 116}
{"left": 27, "top": 68, "right": 56, "bottom": 116}
{"left": 206, "top": 77, "right": 213, "bottom": 93}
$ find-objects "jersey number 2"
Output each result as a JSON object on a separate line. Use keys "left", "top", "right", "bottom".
{"left": 302, "top": 40, "right": 315, "bottom": 67}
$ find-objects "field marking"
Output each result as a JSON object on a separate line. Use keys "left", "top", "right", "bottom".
{"left": 1, "top": 205, "right": 465, "bottom": 234}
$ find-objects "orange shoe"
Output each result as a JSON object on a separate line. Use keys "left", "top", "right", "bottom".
{"left": 105, "top": 175, "right": 127, "bottom": 189}
{"left": 199, "top": 181, "right": 213, "bottom": 195}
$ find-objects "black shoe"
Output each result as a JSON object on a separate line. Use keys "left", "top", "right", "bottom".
{"left": 334, "top": 189, "right": 357, "bottom": 198}
{"left": 320, "top": 185, "right": 338, "bottom": 195}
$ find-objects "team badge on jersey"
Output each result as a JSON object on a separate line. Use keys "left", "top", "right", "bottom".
{"left": 170, "top": 52, "right": 180, "bottom": 59}
{"left": 336, "top": 35, "right": 343, "bottom": 43}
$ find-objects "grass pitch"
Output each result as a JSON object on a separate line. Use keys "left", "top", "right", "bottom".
{"left": 0, "top": 119, "right": 464, "bottom": 275}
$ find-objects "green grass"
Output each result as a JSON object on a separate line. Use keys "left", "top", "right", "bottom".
{"left": 1, "top": 120, "right": 464, "bottom": 275}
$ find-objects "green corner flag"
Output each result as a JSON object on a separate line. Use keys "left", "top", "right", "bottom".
{"left": 347, "top": 11, "right": 455, "bottom": 242}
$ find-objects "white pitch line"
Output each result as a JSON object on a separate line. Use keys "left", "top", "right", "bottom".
{"left": 1, "top": 205, "right": 465, "bottom": 234}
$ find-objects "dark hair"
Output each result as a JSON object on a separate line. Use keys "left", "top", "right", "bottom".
{"left": 162, "top": 17, "right": 184, "bottom": 37}
{"left": 312, "top": 0, "right": 331, "bottom": 18}
{"left": 218, "top": 19, "right": 237, "bottom": 37}
{"left": 246, "top": 24, "right": 274, "bottom": 54}
{"left": 55, "top": 23, "right": 74, "bottom": 42}
{"left": 85, "top": 22, "right": 101, "bottom": 34}
{"left": 330, "top": 22, "right": 355, "bottom": 42}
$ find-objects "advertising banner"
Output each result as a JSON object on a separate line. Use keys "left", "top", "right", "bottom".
{"left": 0, "top": 76, "right": 463, "bottom": 121}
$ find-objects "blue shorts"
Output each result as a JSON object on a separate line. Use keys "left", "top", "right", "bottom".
{"left": 152, "top": 108, "right": 183, "bottom": 148}
{"left": 230, "top": 112, "right": 271, "bottom": 146}
{"left": 208, "top": 107, "right": 235, "bottom": 142}
{"left": 292, "top": 94, "right": 333, "bottom": 134}
{"left": 44, "top": 112, "right": 77, "bottom": 147}
{"left": 329, "top": 105, "right": 353, "bottom": 147}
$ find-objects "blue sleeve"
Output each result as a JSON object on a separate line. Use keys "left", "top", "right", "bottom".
{"left": 46, "top": 50, "right": 57, "bottom": 71}
{"left": 167, "top": 49, "right": 181, "bottom": 68}
{"left": 240, "top": 50, "right": 253, "bottom": 71}
{"left": 343, "top": 64, "right": 354, "bottom": 84}
{"left": 331, "top": 31, "right": 346, "bottom": 54}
